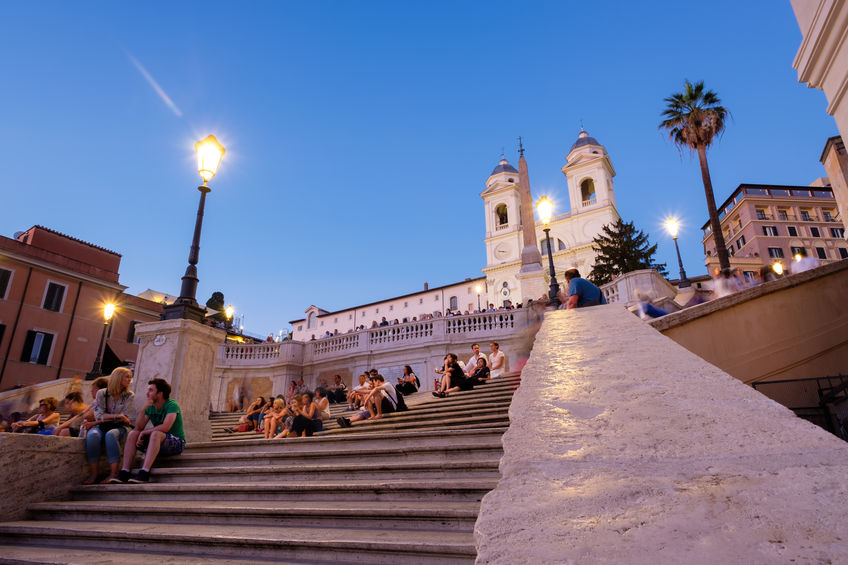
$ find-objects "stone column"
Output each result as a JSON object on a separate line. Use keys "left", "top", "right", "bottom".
{"left": 516, "top": 152, "right": 547, "bottom": 303}
{"left": 132, "top": 318, "right": 223, "bottom": 443}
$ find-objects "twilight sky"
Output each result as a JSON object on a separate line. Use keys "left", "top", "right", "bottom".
{"left": 0, "top": 1, "right": 836, "bottom": 337}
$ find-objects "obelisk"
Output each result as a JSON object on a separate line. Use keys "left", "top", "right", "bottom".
{"left": 515, "top": 139, "right": 547, "bottom": 303}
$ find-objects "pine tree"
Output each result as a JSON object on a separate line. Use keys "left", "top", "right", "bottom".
{"left": 588, "top": 219, "right": 667, "bottom": 285}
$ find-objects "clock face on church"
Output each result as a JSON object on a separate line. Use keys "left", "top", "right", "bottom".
{"left": 494, "top": 243, "right": 511, "bottom": 261}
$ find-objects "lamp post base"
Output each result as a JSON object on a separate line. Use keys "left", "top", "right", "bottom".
{"left": 161, "top": 301, "right": 207, "bottom": 323}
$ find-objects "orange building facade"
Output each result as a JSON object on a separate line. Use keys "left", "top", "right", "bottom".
{"left": 0, "top": 226, "right": 162, "bottom": 391}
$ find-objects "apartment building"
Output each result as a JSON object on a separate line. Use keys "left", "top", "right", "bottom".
{"left": 702, "top": 183, "right": 846, "bottom": 278}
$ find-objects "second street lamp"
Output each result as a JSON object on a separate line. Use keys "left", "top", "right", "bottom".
{"left": 475, "top": 284, "right": 482, "bottom": 312}
{"left": 664, "top": 217, "right": 691, "bottom": 288}
{"left": 536, "top": 196, "right": 561, "bottom": 307}
{"left": 162, "top": 135, "right": 226, "bottom": 322}
{"left": 87, "top": 302, "right": 115, "bottom": 380}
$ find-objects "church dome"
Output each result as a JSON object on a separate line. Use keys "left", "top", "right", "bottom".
{"left": 569, "top": 129, "right": 601, "bottom": 152}
{"left": 490, "top": 157, "right": 518, "bottom": 175}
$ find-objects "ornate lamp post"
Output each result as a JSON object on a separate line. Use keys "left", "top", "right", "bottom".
{"left": 772, "top": 262, "right": 784, "bottom": 276}
{"left": 664, "top": 218, "right": 691, "bottom": 288}
{"left": 536, "top": 196, "right": 561, "bottom": 307}
{"left": 475, "top": 284, "right": 482, "bottom": 312}
{"left": 162, "top": 135, "right": 226, "bottom": 322}
{"left": 222, "top": 305, "right": 234, "bottom": 343}
{"left": 87, "top": 303, "right": 115, "bottom": 380}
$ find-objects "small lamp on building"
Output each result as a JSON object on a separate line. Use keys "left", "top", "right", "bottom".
{"left": 223, "top": 305, "right": 234, "bottom": 343}
{"left": 536, "top": 195, "right": 561, "bottom": 307}
{"left": 475, "top": 284, "right": 482, "bottom": 312}
{"left": 87, "top": 302, "right": 115, "bottom": 380}
{"left": 664, "top": 217, "right": 691, "bottom": 288}
{"left": 772, "top": 262, "right": 784, "bottom": 276}
{"left": 162, "top": 134, "right": 226, "bottom": 322}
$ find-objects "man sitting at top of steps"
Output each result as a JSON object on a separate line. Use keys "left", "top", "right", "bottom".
{"left": 115, "top": 378, "right": 185, "bottom": 484}
{"left": 336, "top": 374, "right": 397, "bottom": 428}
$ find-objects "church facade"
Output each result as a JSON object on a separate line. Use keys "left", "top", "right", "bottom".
{"left": 480, "top": 130, "right": 620, "bottom": 308}
{"left": 290, "top": 130, "right": 619, "bottom": 340}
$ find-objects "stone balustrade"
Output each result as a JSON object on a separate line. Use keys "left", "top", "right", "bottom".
{"left": 219, "top": 310, "right": 529, "bottom": 368}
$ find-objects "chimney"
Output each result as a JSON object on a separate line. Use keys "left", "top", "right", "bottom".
{"left": 424, "top": 282, "right": 429, "bottom": 290}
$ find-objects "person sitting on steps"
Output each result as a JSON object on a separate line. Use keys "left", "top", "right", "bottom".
{"left": 337, "top": 374, "right": 397, "bottom": 428}
{"left": 432, "top": 353, "right": 465, "bottom": 398}
{"left": 115, "top": 377, "right": 185, "bottom": 484}
{"left": 290, "top": 391, "right": 324, "bottom": 437}
{"left": 396, "top": 365, "right": 419, "bottom": 396}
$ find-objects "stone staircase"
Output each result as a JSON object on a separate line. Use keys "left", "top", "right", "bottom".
{"left": 0, "top": 375, "right": 520, "bottom": 564}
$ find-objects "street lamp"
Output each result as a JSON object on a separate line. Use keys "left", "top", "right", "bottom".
{"left": 162, "top": 135, "right": 226, "bottom": 322}
{"left": 664, "top": 217, "right": 691, "bottom": 288}
{"left": 536, "top": 196, "right": 561, "bottom": 307}
{"left": 87, "top": 303, "right": 115, "bottom": 380}
{"left": 772, "top": 262, "right": 784, "bottom": 276}
{"left": 223, "top": 305, "right": 234, "bottom": 343}
{"left": 475, "top": 284, "right": 482, "bottom": 312}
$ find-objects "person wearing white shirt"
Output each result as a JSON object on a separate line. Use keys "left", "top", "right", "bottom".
{"left": 464, "top": 343, "right": 488, "bottom": 376}
{"left": 488, "top": 341, "right": 505, "bottom": 379}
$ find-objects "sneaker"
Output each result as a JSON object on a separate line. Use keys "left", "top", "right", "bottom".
{"left": 117, "top": 469, "right": 131, "bottom": 483}
{"left": 336, "top": 417, "right": 351, "bottom": 428}
{"left": 128, "top": 469, "right": 150, "bottom": 483}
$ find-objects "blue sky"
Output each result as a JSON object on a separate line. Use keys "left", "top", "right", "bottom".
{"left": 0, "top": 2, "right": 836, "bottom": 337}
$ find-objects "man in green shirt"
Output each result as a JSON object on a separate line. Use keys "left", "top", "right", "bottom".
{"left": 117, "top": 378, "right": 185, "bottom": 483}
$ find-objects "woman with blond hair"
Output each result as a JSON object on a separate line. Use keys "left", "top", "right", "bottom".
{"left": 85, "top": 367, "right": 136, "bottom": 484}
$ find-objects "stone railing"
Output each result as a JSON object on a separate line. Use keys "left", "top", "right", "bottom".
{"left": 217, "top": 309, "right": 534, "bottom": 368}
{"left": 600, "top": 269, "right": 678, "bottom": 307}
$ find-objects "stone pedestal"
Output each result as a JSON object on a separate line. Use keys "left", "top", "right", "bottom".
{"left": 516, "top": 264, "right": 547, "bottom": 304}
{"left": 132, "top": 318, "right": 223, "bottom": 443}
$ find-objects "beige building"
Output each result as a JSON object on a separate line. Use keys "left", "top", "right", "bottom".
{"left": 792, "top": 1, "right": 848, "bottom": 226}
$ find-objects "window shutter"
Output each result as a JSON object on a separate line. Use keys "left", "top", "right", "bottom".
{"left": 20, "top": 330, "right": 36, "bottom": 362}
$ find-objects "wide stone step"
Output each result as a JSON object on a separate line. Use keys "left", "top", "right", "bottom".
{"left": 147, "top": 457, "right": 500, "bottom": 483}
{"left": 156, "top": 440, "right": 504, "bottom": 468}
{"left": 28, "top": 499, "right": 480, "bottom": 532}
{"left": 67, "top": 479, "right": 497, "bottom": 503}
{"left": 189, "top": 426, "right": 509, "bottom": 454}
{"left": 0, "top": 545, "right": 306, "bottom": 565}
{"left": 0, "top": 521, "right": 476, "bottom": 564}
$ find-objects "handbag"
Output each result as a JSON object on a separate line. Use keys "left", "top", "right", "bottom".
{"left": 98, "top": 390, "right": 125, "bottom": 433}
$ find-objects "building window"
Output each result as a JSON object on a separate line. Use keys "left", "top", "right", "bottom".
{"left": 801, "top": 210, "right": 812, "bottom": 221}
{"left": 0, "top": 324, "right": 5, "bottom": 348}
{"left": 20, "top": 330, "right": 54, "bottom": 365}
{"left": 791, "top": 247, "right": 806, "bottom": 257}
{"left": 816, "top": 247, "right": 827, "bottom": 260}
{"left": 580, "top": 178, "right": 596, "bottom": 202}
{"left": 756, "top": 209, "right": 768, "bottom": 220}
{"left": 762, "top": 226, "right": 778, "bottom": 237}
{"left": 743, "top": 271, "right": 756, "bottom": 283}
{"left": 389, "top": 306, "right": 393, "bottom": 312}
{"left": 823, "top": 210, "right": 834, "bottom": 222}
{"left": 495, "top": 204, "right": 509, "bottom": 226}
{"left": 419, "top": 299, "right": 423, "bottom": 305}
{"left": 778, "top": 210, "right": 789, "bottom": 221}
{"left": 0, "top": 268, "right": 11, "bottom": 299}
{"left": 42, "top": 282, "right": 66, "bottom": 312}
{"left": 375, "top": 308, "right": 379, "bottom": 313}
{"left": 449, "top": 296, "right": 458, "bottom": 310}
{"left": 810, "top": 227, "right": 820, "bottom": 237}
{"left": 831, "top": 228, "right": 845, "bottom": 238}
{"left": 404, "top": 301, "right": 408, "bottom": 307}
{"left": 307, "top": 312, "right": 316, "bottom": 329}
{"left": 787, "top": 226, "right": 798, "bottom": 237}
{"left": 434, "top": 295, "right": 439, "bottom": 302}
{"left": 736, "top": 235, "right": 746, "bottom": 250}
{"left": 127, "top": 321, "right": 140, "bottom": 344}
{"left": 768, "top": 247, "right": 784, "bottom": 258}
{"left": 728, "top": 245, "right": 735, "bottom": 257}
{"left": 839, "top": 248, "right": 848, "bottom": 259}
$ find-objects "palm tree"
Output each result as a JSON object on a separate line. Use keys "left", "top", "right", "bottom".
{"left": 660, "top": 80, "right": 730, "bottom": 271}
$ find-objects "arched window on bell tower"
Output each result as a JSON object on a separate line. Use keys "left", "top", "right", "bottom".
{"left": 580, "top": 178, "right": 596, "bottom": 205}
{"left": 307, "top": 312, "right": 316, "bottom": 329}
{"left": 495, "top": 204, "right": 509, "bottom": 227}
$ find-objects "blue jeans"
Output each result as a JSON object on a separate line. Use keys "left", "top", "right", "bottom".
{"left": 85, "top": 426, "right": 127, "bottom": 464}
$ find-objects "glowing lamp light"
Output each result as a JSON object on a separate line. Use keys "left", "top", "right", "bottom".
{"left": 103, "top": 303, "right": 115, "bottom": 322}
{"left": 475, "top": 284, "right": 482, "bottom": 293}
{"left": 195, "top": 135, "right": 225, "bottom": 185}
{"left": 794, "top": 254, "right": 802, "bottom": 262}
{"left": 225, "top": 305, "right": 234, "bottom": 320}
{"left": 772, "top": 262, "right": 784, "bottom": 276}
{"left": 665, "top": 217, "right": 680, "bottom": 239}
{"left": 536, "top": 196, "right": 554, "bottom": 225}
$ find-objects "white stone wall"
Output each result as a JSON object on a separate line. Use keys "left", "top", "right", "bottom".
{"left": 475, "top": 306, "right": 848, "bottom": 563}
{"left": 291, "top": 279, "right": 486, "bottom": 341}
